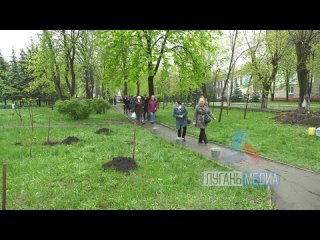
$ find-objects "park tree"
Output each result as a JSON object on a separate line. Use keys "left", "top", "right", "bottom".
{"left": 288, "top": 30, "right": 320, "bottom": 109}
{"left": 78, "top": 30, "right": 99, "bottom": 99}
{"left": 7, "top": 49, "right": 21, "bottom": 100}
{"left": 0, "top": 51, "right": 9, "bottom": 82}
{"left": 218, "top": 30, "right": 238, "bottom": 123}
{"left": 40, "top": 30, "right": 64, "bottom": 99}
{"left": 136, "top": 30, "right": 220, "bottom": 97}
{"left": 305, "top": 40, "right": 320, "bottom": 101}
{"left": 265, "top": 31, "right": 290, "bottom": 102}
{"left": 96, "top": 30, "right": 143, "bottom": 97}
{"left": 278, "top": 42, "right": 296, "bottom": 102}
{"left": 245, "top": 30, "right": 289, "bottom": 108}
{"left": 230, "top": 80, "right": 243, "bottom": 102}
{"left": 61, "top": 30, "right": 81, "bottom": 97}
{"left": 18, "top": 49, "right": 35, "bottom": 98}
{"left": 96, "top": 30, "right": 220, "bottom": 99}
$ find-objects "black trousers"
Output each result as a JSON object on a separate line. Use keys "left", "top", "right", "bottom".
{"left": 178, "top": 125, "right": 187, "bottom": 138}
{"left": 199, "top": 128, "right": 208, "bottom": 143}
{"left": 144, "top": 110, "right": 148, "bottom": 120}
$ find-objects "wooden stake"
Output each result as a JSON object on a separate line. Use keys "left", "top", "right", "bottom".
{"left": 47, "top": 117, "right": 51, "bottom": 142}
{"left": 132, "top": 121, "right": 137, "bottom": 160}
{"left": 2, "top": 163, "right": 6, "bottom": 210}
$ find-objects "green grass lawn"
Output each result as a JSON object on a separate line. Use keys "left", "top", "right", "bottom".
{"left": 155, "top": 104, "right": 320, "bottom": 173}
{"left": 0, "top": 107, "right": 272, "bottom": 209}
{"left": 0, "top": 106, "right": 128, "bottom": 127}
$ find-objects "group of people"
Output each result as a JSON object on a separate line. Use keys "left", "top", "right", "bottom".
{"left": 122, "top": 95, "right": 216, "bottom": 144}
{"left": 173, "top": 97, "right": 216, "bottom": 144}
{"left": 123, "top": 95, "right": 159, "bottom": 124}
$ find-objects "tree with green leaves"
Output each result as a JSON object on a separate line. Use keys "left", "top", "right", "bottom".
{"left": 96, "top": 30, "right": 141, "bottom": 98}
{"left": 288, "top": 30, "right": 320, "bottom": 109}
{"left": 138, "top": 30, "right": 220, "bottom": 97}
{"left": 78, "top": 30, "right": 98, "bottom": 99}
{"left": 218, "top": 30, "right": 238, "bottom": 123}
{"left": 40, "top": 30, "right": 64, "bottom": 99}
{"left": 62, "top": 30, "right": 81, "bottom": 97}
{"left": 245, "top": 30, "right": 289, "bottom": 108}
{"left": 278, "top": 42, "right": 296, "bottom": 102}
{"left": 265, "top": 31, "right": 290, "bottom": 102}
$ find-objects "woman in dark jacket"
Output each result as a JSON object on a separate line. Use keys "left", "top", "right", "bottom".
{"left": 173, "top": 101, "right": 188, "bottom": 141}
{"left": 194, "top": 98, "right": 216, "bottom": 144}
{"left": 135, "top": 96, "right": 145, "bottom": 124}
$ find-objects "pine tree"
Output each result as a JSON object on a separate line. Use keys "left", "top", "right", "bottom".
{"left": 231, "top": 80, "right": 243, "bottom": 102}
{"left": 0, "top": 50, "right": 9, "bottom": 82}
{"left": 18, "top": 49, "right": 34, "bottom": 94}
{"left": 250, "top": 92, "right": 261, "bottom": 102}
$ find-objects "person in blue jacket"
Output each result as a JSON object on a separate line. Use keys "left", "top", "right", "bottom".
{"left": 173, "top": 101, "right": 188, "bottom": 141}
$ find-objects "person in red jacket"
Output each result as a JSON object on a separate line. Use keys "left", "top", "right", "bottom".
{"left": 148, "top": 95, "right": 158, "bottom": 124}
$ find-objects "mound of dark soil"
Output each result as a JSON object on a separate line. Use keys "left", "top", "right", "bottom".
{"left": 102, "top": 157, "right": 138, "bottom": 173}
{"left": 125, "top": 140, "right": 134, "bottom": 145}
{"left": 43, "top": 141, "right": 61, "bottom": 146}
{"left": 14, "top": 142, "right": 23, "bottom": 146}
{"left": 62, "top": 136, "right": 80, "bottom": 145}
{"left": 275, "top": 110, "right": 320, "bottom": 128}
{"left": 95, "top": 128, "right": 112, "bottom": 134}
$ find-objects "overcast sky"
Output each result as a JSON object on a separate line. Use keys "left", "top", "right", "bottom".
{"left": 0, "top": 30, "right": 40, "bottom": 61}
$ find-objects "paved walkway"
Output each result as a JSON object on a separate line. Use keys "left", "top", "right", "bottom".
{"left": 115, "top": 106, "right": 320, "bottom": 210}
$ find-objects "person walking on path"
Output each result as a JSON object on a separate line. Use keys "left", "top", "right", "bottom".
{"left": 148, "top": 95, "right": 158, "bottom": 124}
{"left": 143, "top": 94, "right": 149, "bottom": 121}
{"left": 135, "top": 96, "right": 145, "bottom": 124}
{"left": 173, "top": 101, "right": 188, "bottom": 141}
{"left": 194, "top": 98, "right": 216, "bottom": 144}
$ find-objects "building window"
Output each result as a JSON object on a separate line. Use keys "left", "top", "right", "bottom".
{"left": 289, "top": 86, "right": 294, "bottom": 94}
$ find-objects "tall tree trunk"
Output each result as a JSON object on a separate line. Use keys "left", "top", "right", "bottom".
{"left": 244, "top": 75, "right": 253, "bottom": 120}
{"left": 307, "top": 50, "right": 315, "bottom": 101}
{"left": 270, "top": 56, "right": 279, "bottom": 102}
{"left": 201, "top": 83, "right": 207, "bottom": 98}
{"left": 53, "top": 75, "right": 63, "bottom": 100}
{"left": 70, "top": 62, "right": 76, "bottom": 97}
{"left": 62, "top": 31, "right": 72, "bottom": 97}
{"left": 219, "top": 30, "right": 238, "bottom": 123}
{"left": 46, "top": 32, "right": 63, "bottom": 100}
{"left": 295, "top": 41, "right": 309, "bottom": 108}
{"left": 64, "top": 61, "right": 71, "bottom": 96}
{"left": 144, "top": 30, "right": 169, "bottom": 98}
{"left": 285, "top": 70, "right": 290, "bottom": 102}
{"left": 228, "top": 78, "right": 234, "bottom": 107}
{"left": 84, "top": 67, "right": 91, "bottom": 99}
{"left": 63, "top": 30, "right": 77, "bottom": 98}
{"left": 89, "top": 66, "right": 94, "bottom": 98}
{"left": 271, "top": 81, "right": 276, "bottom": 101}
{"left": 123, "top": 75, "right": 128, "bottom": 96}
{"left": 148, "top": 75, "right": 154, "bottom": 97}
{"left": 136, "top": 79, "right": 140, "bottom": 96}
{"left": 261, "top": 58, "right": 278, "bottom": 108}
{"left": 261, "top": 88, "right": 269, "bottom": 108}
